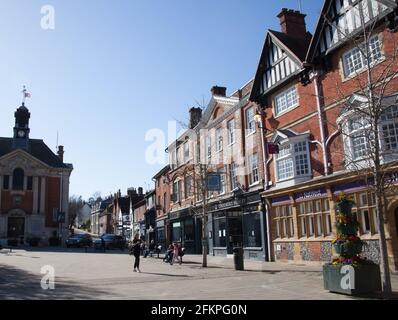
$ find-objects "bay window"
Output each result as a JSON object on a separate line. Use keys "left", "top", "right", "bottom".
{"left": 275, "top": 139, "right": 310, "bottom": 183}
{"left": 340, "top": 100, "right": 398, "bottom": 165}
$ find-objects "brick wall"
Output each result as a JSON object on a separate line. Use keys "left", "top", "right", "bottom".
{"left": 45, "top": 177, "right": 60, "bottom": 228}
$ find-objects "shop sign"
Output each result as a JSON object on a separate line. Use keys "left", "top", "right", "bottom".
{"left": 295, "top": 188, "right": 327, "bottom": 201}
{"left": 270, "top": 196, "right": 290, "bottom": 206}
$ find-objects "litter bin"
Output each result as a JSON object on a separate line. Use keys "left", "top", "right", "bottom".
{"left": 233, "top": 247, "right": 244, "bottom": 271}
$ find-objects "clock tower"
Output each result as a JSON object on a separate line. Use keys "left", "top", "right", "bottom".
{"left": 12, "top": 103, "right": 31, "bottom": 150}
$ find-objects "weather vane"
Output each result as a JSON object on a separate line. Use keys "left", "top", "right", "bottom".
{"left": 21, "top": 85, "right": 31, "bottom": 104}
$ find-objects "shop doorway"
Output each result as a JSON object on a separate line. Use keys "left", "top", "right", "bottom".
{"left": 7, "top": 217, "right": 25, "bottom": 239}
{"left": 227, "top": 216, "right": 243, "bottom": 254}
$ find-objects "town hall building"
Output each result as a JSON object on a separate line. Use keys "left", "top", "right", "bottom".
{"left": 0, "top": 103, "right": 73, "bottom": 245}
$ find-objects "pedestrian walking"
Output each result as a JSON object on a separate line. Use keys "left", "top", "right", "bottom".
{"left": 170, "top": 242, "right": 181, "bottom": 265}
{"left": 131, "top": 234, "right": 142, "bottom": 273}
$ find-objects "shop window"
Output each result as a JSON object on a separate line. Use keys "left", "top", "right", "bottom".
{"left": 297, "top": 198, "right": 331, "bottom": 238}
{"left": 273, "top": 204, "right": 294, "bottom": 238}
{"left": 352, "top": 192, "right": 378, "bottom": 235}
{"left": 243, "top": 212, "right": 262, "bottom": 248}
{"left": 172, "top": 222, "right": 182, "bottom": 242}
{"left": 184, "top": 219, "right": 194, "bottom": 241}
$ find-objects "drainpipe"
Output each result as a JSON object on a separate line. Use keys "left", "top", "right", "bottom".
{"left": 313, "top": 71, "right": 329, "bottom": 176}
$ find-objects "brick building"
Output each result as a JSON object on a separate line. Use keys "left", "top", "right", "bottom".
{"left": 166, "top": 84, "right": 270, "bottom": 259}
{"left": 0, "top": 103, "right": 73, "bottom": 245}
{"left": 153, "top": 165, "right": 170, "bottom": 252}
{"left": 250, "top": 1, "right": 398, "bottom": 270}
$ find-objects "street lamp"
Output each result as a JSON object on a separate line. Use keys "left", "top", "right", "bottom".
{"left": 254, "top": 107, "right": 272, "bottom": 262}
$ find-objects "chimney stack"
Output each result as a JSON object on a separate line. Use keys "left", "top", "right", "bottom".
{"left": 277, "top": 8, "right": 307, "bottom": 38}
{"left": 57, "top": 145, "right": 64, "bottom": 162}
{"left": 189, "top": 107, "right": 202, "bottom": 129}
{"left": 138, "top": 187, "right": 143, "bottom": 196}
{"left": 211, "top": 86, "right": 227, "bottom": 97}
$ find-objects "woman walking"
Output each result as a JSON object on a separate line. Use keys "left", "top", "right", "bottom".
{"left": 131, "top": 234, "right": 142, "bottom": 273}
{"left": 170, "top": 242, "right": 181, "bottom": 265}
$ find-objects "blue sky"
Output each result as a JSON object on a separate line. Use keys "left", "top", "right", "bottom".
{"left": 0, "top": 0, "right": 323, "bottom": 199}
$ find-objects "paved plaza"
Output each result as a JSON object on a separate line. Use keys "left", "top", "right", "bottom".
{"left": 1, "top": 248, "right": 397, "bottom": 300}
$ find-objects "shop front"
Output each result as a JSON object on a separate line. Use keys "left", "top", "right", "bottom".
{"left": 168, "top": 208, "right": 198, "bottom": 254}
{"left": 208, "top": 192, "right": 268, "bottom": 261}
{"left": 266, "top": 171, "right": 398, "bottom": 271}
{"left": 155, "top": 217, "right": 167, "bottom": 252}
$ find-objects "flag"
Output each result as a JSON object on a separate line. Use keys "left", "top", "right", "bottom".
{"left": 24, "top": 92, "right": 31, "bottom": 98}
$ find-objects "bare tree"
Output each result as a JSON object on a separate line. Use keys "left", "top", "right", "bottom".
{"left": 68, "top": 195, "right": 85, "bottom": 230}
{"left": 317, "top": 6, "right": 398, "bottom": 297}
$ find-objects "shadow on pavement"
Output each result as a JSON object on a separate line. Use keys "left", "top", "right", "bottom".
{"left": 0, "top": 247, "right": 128, "bottom": 255}
{"left": 139, "top": 272, "right": 191, "bottom": 278}
{"left": 0, "top": 264, "right": 108, "bottom": 300}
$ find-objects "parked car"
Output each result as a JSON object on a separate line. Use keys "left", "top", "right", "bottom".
{"left": 94, "top": 234, "right": 127, "bottom": 250}
{"left": 66, "top": 233, "right": 93, "bottom": 248}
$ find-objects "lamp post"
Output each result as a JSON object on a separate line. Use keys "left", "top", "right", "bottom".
{"left": 254, "top": 108, "right": 272, "bottom": 262}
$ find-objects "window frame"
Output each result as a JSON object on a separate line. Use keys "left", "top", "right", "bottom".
{"left": 274, "top": 138, "right": 311, "bottom": 183}
{"left": 274, "top": 85, "right": 299, "bottom": 117}
{"left": 342, "top": 35, "right": 383, "bottom": 79}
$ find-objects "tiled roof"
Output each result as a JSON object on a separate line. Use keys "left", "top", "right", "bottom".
{"left": 0, "top": 137, "right": 69, "bottom": 168}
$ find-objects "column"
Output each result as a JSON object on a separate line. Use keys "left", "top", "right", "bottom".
{"left": 23, "top": 176, "right": 28, "bottom": 191}
{"left": 40, "top": 177, "right": 46, "bottom": 215}
{"left": 33, "top": 177, "right": 39, "bottom": 214}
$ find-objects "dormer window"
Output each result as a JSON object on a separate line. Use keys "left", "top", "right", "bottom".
{"left": 274, "top": 86, "right": 298, "bottom": 116}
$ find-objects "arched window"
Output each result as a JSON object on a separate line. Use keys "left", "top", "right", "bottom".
{"left": 13, "top": 168, "right": 24, "bottom": 190}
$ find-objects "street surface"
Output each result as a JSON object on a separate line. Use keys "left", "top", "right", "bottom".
{"left": 1, "top": 248, "right": 397, "bottom": 300}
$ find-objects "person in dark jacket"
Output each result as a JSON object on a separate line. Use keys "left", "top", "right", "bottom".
{"left": 131, "top": 234, "right": 142, "bottom": 273}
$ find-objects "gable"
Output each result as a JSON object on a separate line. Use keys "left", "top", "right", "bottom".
{"left": 308, "top": 0, "right": 393, "bottom": 61}
{"left": 259, "top": 35, "right": 301, "bottom": 94}
{"left": 250, "top": 31, "right": 308, "bottom": 105}
{"left": 212, "top": 106, "right": 224, "bottom": 120}
{"left": 0, "top": 149, "right": 51, "bottom": 175}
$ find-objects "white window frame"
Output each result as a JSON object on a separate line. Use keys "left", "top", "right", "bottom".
{"left": 274, "top": 138, "right": 311, "bottom": 183}
{"left": 230, "top": 162, "right": 238, "bottom": 190}
{"left": 274, "top": 86, "right": 298, "bottom": 117}
{"left": 245, "top": 107, "right": 256, "bottom": 135}
{"left": 206, "top": 135, "right": 212, "bottom": 159}
{"left": 216, "top": 128, "right": 223, "bottom": 152}
{"left": 227, "top": 119, "right": 236, "bottom": 145}
{"left": 249, "top": 154, "right": 259, "bottom": 185}
{"left": 342, "top": 35, "right": 383, "bottom": 78}
{"left": 340, "top": 103, "right": 398, "bottom": 166}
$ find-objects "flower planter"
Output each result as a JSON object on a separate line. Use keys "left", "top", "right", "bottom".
{"left": 323, "top": 263, "right": 381, "bottom": 295}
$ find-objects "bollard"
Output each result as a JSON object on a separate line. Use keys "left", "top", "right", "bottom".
{"left": 233, "top": 247, "right": 244, "bottom": 271}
